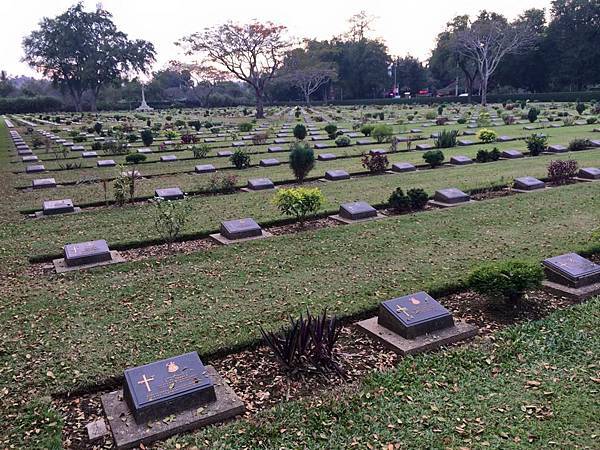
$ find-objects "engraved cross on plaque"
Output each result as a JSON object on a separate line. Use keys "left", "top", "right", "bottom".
{"left": 137, "top": 374, "right": 154, "bottom": 392}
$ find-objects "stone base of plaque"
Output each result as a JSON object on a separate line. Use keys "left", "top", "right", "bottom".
{"left": 356, "top": 317, "right": 478, "bottom": 356}
{"left": 542, "top": 280, "right": 600, "bottom": 302}
{"left": 209, "top": 230, "right": 272, "bottom": 246}
{"left": 328, "top": 212, "right": 386, "bottom": 224}
{"left": 101, "top": 366, "right": 245, "bottom": 450}
{"left": 428, "top": 199, "right": 475, "bottom": 209}
{"left": 53, "top": 251, "right": 126, "bottom": 273}
{"left": 573, "top": 177, "right": 599, "bottom": 183}
{"left": 510, "top": 187, "right": 550, "bottom": 194}
{"left": 34, "top": 207, "right": 81, "bottom": 219}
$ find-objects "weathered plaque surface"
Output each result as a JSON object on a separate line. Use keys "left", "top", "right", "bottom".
{"left": 247, "top": 178, "right": 275, "bottom": 190}
{"left": 578, "top": 167, "right": 600, "bottom": 180}
{"left": 318, "top": 153, "right": 337, "bottom": 161}
{"left": 457, "top": 139, "right": 474, "bottom": 146}
{"left": 26, "top": 164, "right": 45, "bottom": 173}
{"left": 378, "top": 291, "right": 455, "bottom": 339}
{"left": 32, "top": 178, "right": 56, "bottom": 189}
{"left": 391, "top": 162, "right": 416, "bottom": 172}
{"left": 501, "top": 149, "right": 523, "bottom": 159}
{"left": 155, "top": 187, "right": 184, "bottom": 200}
{"left": 547, "top": 144, "right": 567, "bottom": 153}
{"left": 82, "top": 151, "right": 98, "bottom": 158}
{"left": 433, "top": 188, "right": 470, "bottom": 204}
{"left": 543, "top": 253, "right": 600, "bottom": 288}
{"left": 195, "top": 164, "right": 216, "bottom": 173}
{"left": 43, "top": 199, "right": 75, "bottom": 215}
{"left": 97, "top": 159, "right": 116, "bottom": 167}
{"left": 160, "top": 155, "right": 177, "bottom": 162}
{"left": 22, "top": 155, "right": 38, "bottom": 162}
{"left": 63, "top": 239, "right": 112, "bottom": 267}
{"left": 339, "top": 201, "right": 377, "bottom": 221}
{"left": 497, "top": 135, "right": 515, "bottom": 142}
{"left": 217, "top": 150, "right": 233, "bottom": 157}
{"left": 123, "top": 352, "right": 216, "bottom": 424}
{"left": 513, "top": 176, "right": 545, "bottom": 191}
{"left": 416, "top": 144, "right": 434, "bottom": 150}
{"left": 369, "top": 149, "right": 387, "bottom": 155}
{"left": 259, "top": 158, "right": 280, "bottom": 167}
{"left": 267, "top": 146, "right": 284, "bottom": 153}
{"left": 450, "top": 155, "right": 473, "bottom": 165}
{"left": 220, "top": 218, "right": 262, "bottom": 240}
{"left": 324, "top": 169, "right": 350, "bottom": 181}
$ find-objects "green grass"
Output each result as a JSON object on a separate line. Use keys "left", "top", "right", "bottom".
{"left": 8, "top": 149, "right": 600, "bottom": 262}
{"left": 168, "top": 298, "right": 600, "bottom": 449}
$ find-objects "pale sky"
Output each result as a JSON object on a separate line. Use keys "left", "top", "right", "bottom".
{"left": 1, "top": 0, "right": 552, "bottom": 78}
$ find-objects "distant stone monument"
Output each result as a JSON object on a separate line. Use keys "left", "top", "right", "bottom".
{"left": 136, "top": 86, "right": 153, "bottom": 111}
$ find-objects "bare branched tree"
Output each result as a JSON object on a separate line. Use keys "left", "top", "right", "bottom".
{"left": 283, "top": 49, "right": 336, "bottom": 105}
{"left": 168, "top": 60, "right": 230, "bottom": 107}
{"left": 178, "top": 22, "right": 292, "bottom": 118}
{"left": 457, "top": 18, "right": 536, "bottom": 105}
{"left": 346, "top": 11, "right": 376, "bottom": 41}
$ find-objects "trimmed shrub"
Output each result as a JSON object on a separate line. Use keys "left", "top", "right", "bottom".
{"left": 567, "top": 138, "right": 591, "bottom": 151}
{"left": 207, "top": 174, "right": 238, "bottom": 193}
{"left": 141, "top": 129, "right": 154, "bottom": 146}
{"left": 361, "top": 153, "right": 389, "bottom": 173}
{"left": 272, "top": 187, "right": 324, "bottom": 226}
{"left": 239, "top": 122, "right": 253, "bottom": 132}
{"left": 575, "top": 102, "right": 586, "bottom": 115}
{"left": 293, "top": 124, "right": 307, "bottom": 140}
{"left": 230, "top": 149, "right": 251, "bottom": 169}
{"left": 152, "top": 198, "right": 191, "bottom": 250}
{"left": 476, "top": 148, "right": 501, "bottom": 163}
{"left": 324, "top": 124, "right": 338, "bottom": 139}
{"left": 547, "top": 159, "right": 578, "bottom": 185}
{"left": 423, "top": 149, "right": 445, "bottom": 168}
{"left": 93, "top": 122, "right": 102, "bottom": 134}
{"left": 335, "top": 135, "right": 351, "bottom": 147}
{"left": 425, "top": 110, "right": 436, "bottom": 120}
{"left": 477, "top": 128, "right": 497, "bottom": 143}
{"left": 289, "top": 141, "right": 315, "bottom": 183}
{"left": 468, "top": 260, "right": 544, "bottom": 303}
{"left": 125, "top": 153, "right": 146, "bottom": 164}
{"left": 586, "top": 117, "right": 597, "bottom": 124}
{"left": 372, "top": 124, "right": 394, "bottom": 143}
{"left": 91, "top": 142, "right": 102, "bottom": 151}
{"left": 527, "top": 107, "right": 540, "bottom": 123}
{"left": 407, "top": 188, "right": 429, "bottom": 210}
{"left": 191, "top": 144, "right": 210, "bottom": 159}
{"left": 525, "top": 133, "right": 548, "bottom": 156}
{"left": 435, "top": 129, "right": 458, "bottom": 148}
{"left": 360, "top": 124, "right": 375, "bottom": 136}
{"left": 388, "top": 188, "right": 410, "bottom": 212}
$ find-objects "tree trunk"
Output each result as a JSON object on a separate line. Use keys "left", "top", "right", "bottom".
{"left": 305, "top": 90, "right": 311, "bottom": 106}
{"left": 480, "top": 74, "right": 489, "bottom": 106}
{"left": 255, "top": 93, "right": 265, "bottom": 119}
{"left": 90, "top": 91, "right": 98, "bottom": 112}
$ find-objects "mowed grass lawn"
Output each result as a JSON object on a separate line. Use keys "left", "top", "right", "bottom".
{"left": 6, "top": 148, "right": 600, "bottom": 261}
{"left": 171, "top": 298, "right": 600, "bottom": 449}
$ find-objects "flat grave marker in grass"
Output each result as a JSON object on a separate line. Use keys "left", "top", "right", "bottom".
{"left": 21, "top": 155, "right": 38, "bottom": 162}
{"left": 318, "top": 153, "right": 337, "bottom": 161}
{"left": 53, "top": 239, "right": 125, "bottom": 273}
{"left": 430, "top": 187, "right": 472, "bottom": 207}
{"left": 155, "top": 187, "right": 184, "bottom": 200}
{"left": 32, "top": 177, "right": 56, "bottom": 189}
{"left": 101, "top": 352, "right": 244, "bottom": 450}
{"left": 577, "top": 167, "right": 600, "bottom": 180}
{"left": 259, "top": 158, "right": 280, "bottom": 167}
{"left": 330, "top": 201, "right": 384, "bottom": 224}
{"left": 497, "top": 135, "right": 516, "bottom": 142}
{"left": 246, "top": 178, "right": 275, "bottom": 191}
{"left": 501, "top": 149, "right": 523, "bottom": 159}
{"left": 267, "top": 146, "right": 285, "bottom": 153}
{"left": 211, "top": 217, "right": 271, "bottom": 245}
{"left": 195, "top": 164, "right": 216, "bottom": 174}
{"left": 82, "top": 151, "right": 97, "bottom": 158}
{"left": 356, "top": 291, "right": 477, "bottom": 355}
{"left": 542, "top": 253, "right": 600, "bottom": 301}
{"left": 513, "top": 176, "right": 545, "bottom": 192}
{"left": 450, "top": 155, "right": 473, "bottom": 165}
{"left": 547, "top": 144, "right": 567, "bottom": 153}
{"left": 160, "top": 155, "right": 177, "bottom": 162}
{"left": 324, "top": 169, "right": 350, "bottom": 181}
{"left": 217, "top": 150, "right": 232, "bottom": 157}
{"left": 391, "top": 162, "right": 416, "bottom": 173}
{"left": 41, "top": 199, "right": 77, "bottom": 216}
{"left": 97, "top": 159, "right": 116, "bottom": 167}
{"left": 416, "top": 143, "right": 434, "bottom": 151}
{"left": 25, "top": 164, "right": 45, "bottom": 173}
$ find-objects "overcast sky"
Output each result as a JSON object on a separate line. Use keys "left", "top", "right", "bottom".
{"left": 1, "top": 0, "right": 552, "bottom": 78}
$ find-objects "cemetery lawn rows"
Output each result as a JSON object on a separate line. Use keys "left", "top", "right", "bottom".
{"left": 9, "top": 149, "right": 600, "bottom": 261}
{"left": 1, "top": 182, "right": 598, "bottom": 409}
{"left": 176, "top": 298, "right": 600, "bottom": 449}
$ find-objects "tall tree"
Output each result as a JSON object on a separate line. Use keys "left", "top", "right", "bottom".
{"left": 179, "top": 22, "right": 291, "bottom": 118}
{"left": 0, "top": 71, "right": 14, "bottom": 97}
{"left": 168, "top": 61, "right": 231, "bottom": 106}
{"left": 22, "top": 3, "right": 155, "bottom": 111}
{"left": 396, "top": 56, "right": 427, "bottom": 95}
{"left": 281, "top": 47, "right": 337, "bottom": 105}
{"left": 545, "top": 0, "right": 600, "bottom": 90}
{"left": 456, "top": 11, "right": 537, "bottom": 104}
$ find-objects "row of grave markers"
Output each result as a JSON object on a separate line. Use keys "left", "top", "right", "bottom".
{"left": 90, "top": 249, "right": 600, "bottom": 448}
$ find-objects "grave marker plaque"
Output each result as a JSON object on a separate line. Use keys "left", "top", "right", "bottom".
{"left": 542, "top": 253, "right": 600, "bottom": 288}
{"left": 259, "top": 158, "right": 280, "bottom": 167}
{"left": 268, "top": 146, "right": 284, "bottom": 153}
{"left": 220, "top": 218, "right": 262, "bottom": 240}
{"left": 501, "top": 149, "right": 523, "bottom": 159}
{"left": 217, "top": 150, "right": 233, "bottom": 157}
{"left": 318, "top": 153, "right": 337, "bottom": 161}
{"left": 247, "top": 178, "right": 274, "bottom": 190}
{"left": 324, "top": 169, "right": 350, "bottom": 181}
{"left": 155, "top": 187, "right": 184, "bottom": 200}
{"left": 63, "top": 239, "right": 112, "bottom": 266}
{"left": 416, "top": 144, "right": 433, "bottom": 151}
{"left": 578, "top": 167, "right": 600, "bottom": 180}
{"left": 32, "top": 178, "right": 56, "bottom": 189}
{"left": 123, "top": 352, "right": 216, "bottom": 424}
{"left": 433, "top": 188, "right": 470, "bottom": 204}
{"left": 450, "top": 155, "right": 473, "bottom": 165}
{"left": 391, "top": 162, "right": 416, "bottom": 172}
{"left": 43, "top": 199, "right": 75, "bottom": 215}
{"left": 97, "top": 159, "right": 116, "bottom": 167}
{"left": 513, "top": 176, "right": 545, "bottom": 191}
{"left": 378, "top": 291, "right": 455, "bottom": 339}
{"left": 26, "top": 164, "right": 45, "bottom": 173}
{"left": 339, "top": 201, "right": 377, "bottom": 221}
{"left": 82, "top": 151, "right": 98, "bottom": 158}
{"left": 547, "top": 144, "right": 567, "bottom": 153}
{"left": 195, "top": 164, "right": 216, "bottom": 173}
{"left": 160, "top": 155, "right": 177, "bottom": 162}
